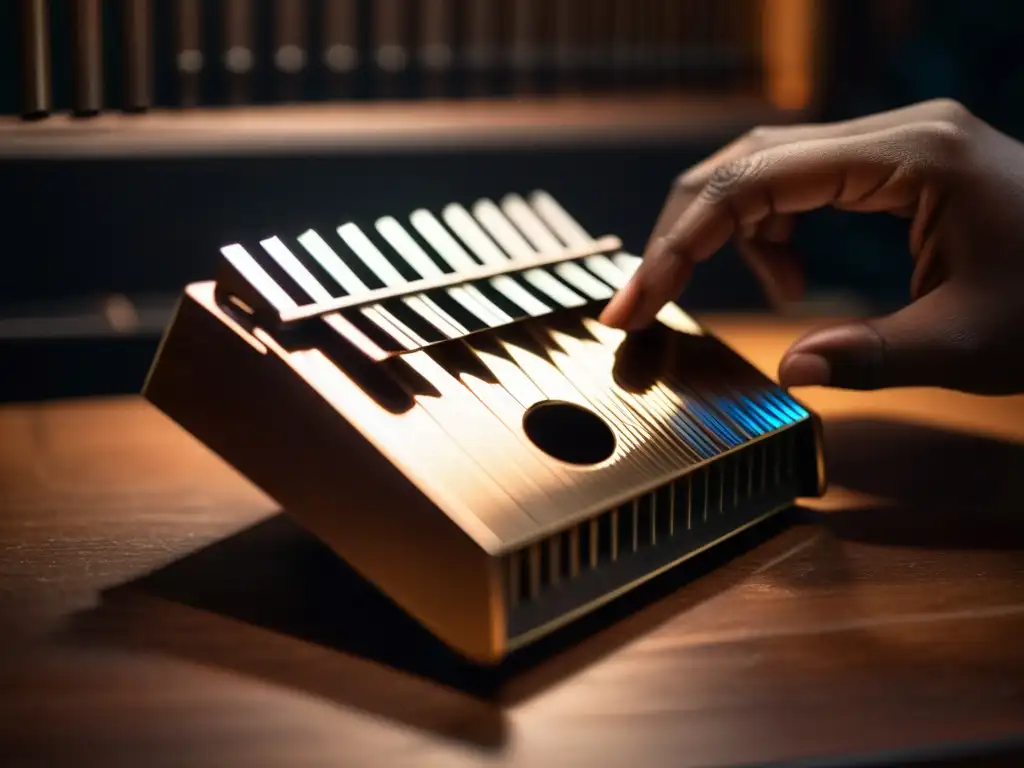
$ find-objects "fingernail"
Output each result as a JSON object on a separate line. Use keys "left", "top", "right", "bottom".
{"left": 785, "top": 323, "right": 884, "bottom": 390}
{"left": 779, "top": 352, "right": 831, "bottom": 388}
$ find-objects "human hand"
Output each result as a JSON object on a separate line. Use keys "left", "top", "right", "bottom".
{"left": 599, "top": 99, "right": 1024, "bottom": 395}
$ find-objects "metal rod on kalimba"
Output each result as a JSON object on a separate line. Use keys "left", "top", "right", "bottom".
{"left": 122, "top": 0, "right": 152, "bottom": 111}
{"left": 71, "top": 0, "right": 103, "bottom": 116}
{"left": 175, "top": 0, "right": 203, "bottom": 107}
{"left": 19, "top": 0, "right": 51, "bottom": 119}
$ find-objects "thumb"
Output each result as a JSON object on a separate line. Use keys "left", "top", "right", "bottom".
{"left": 778, "top": 283, "right": 974, "bottom": 391}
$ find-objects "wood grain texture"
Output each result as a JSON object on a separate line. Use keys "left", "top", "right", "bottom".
{"left": 2, "top": 315, "right": 1024, "bottom": 767}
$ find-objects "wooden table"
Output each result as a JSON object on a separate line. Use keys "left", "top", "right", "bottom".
{"left": 2, "top": 316, "right": 1024, "bottom": 768}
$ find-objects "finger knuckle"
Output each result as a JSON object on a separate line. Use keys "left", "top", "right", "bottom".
{"left": 703, "top": 158, "right": 756, "bottom": 203}
{"left": 925, "top": 97, "right": 974, "bottom": 126}
{"left": 916, "top": 119, "right": 972, "bottom": 170}
{"left": 743, "top": 125, "right": 777, "bottom": 149}
{"left": 672, "top": 170, "right": 700, "bottom": 194}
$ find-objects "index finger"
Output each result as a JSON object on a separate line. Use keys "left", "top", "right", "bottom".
{"left": 600, "top": 124, "right": 929, "bottom": 330}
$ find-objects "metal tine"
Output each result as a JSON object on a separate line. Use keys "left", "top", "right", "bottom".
{"left": 221, "top": 244, "right": 299, "bottom": 313}
{"left": 473, "top": 199, "right": 590, "bottom": 311}
{"left": 409, "top": 208, "right": 517, "bottom": 327}
{"left": 284, "top": 231, "right": 420, "bottom": 352}
{"left": 443, "top": 203, "right": 511, "bottom": 266}
{"left": 529, "top": 192, "right": 638, "bottom": 309}
{"left": 257, "top": 237, "right": 393, "bottom": 360}
{"left": 529, "top": 190, "right": 595, "bottom": 247}
{"left": 376, "top": 216, "right": 497, "bottom": 335}
{"left": 277, "top": 232, "right": 620, "bottom": 325}
{"left": 501, "top": 194, "right": 616, "bottom": 301}
{"left": 296, "top": 228, "right": 419, "bottom": 353}
{"left": 443, "top": 204, "right": 553, "bottom": 318}
{"left": 337, "top": 222, "right": 458, "bottom": 343}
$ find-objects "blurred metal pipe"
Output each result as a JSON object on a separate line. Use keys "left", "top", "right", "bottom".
{"left": 20, "top": 0, "right": 51, "bottom": 119}
{"left": 123, "top": 0, "right": 152, "bottom": 111}
{"left": 72, "top": 0, "right": 104, "bottom": 116}
{"left": 175, "top": 0, "right": 203, "bottom": 107}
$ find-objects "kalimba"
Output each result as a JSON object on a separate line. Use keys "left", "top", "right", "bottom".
{"left": 143, "top": 191, "right": 826, "bottom": 663}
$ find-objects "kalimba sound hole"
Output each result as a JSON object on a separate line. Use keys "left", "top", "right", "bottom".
{"left": 523, "top": 400, "right": 617, "bottom": 466}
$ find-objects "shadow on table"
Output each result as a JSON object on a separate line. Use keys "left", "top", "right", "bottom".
{"left": 62, "top": 415, "right": 1024, "bottom": 753}
{"left": 806, "top": 415, "right": 1024, "bottom": 550}
{"left": 62, "top": 502, "right": 797, "bottom": 751}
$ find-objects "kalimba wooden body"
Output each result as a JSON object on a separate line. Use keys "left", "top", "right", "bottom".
{"left": 143, "top": 191, "right": 826, "bottom": 663}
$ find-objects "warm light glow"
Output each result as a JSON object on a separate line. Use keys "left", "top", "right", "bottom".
{"left": 763, "top": 0, "right": 816, "bottom": 110}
